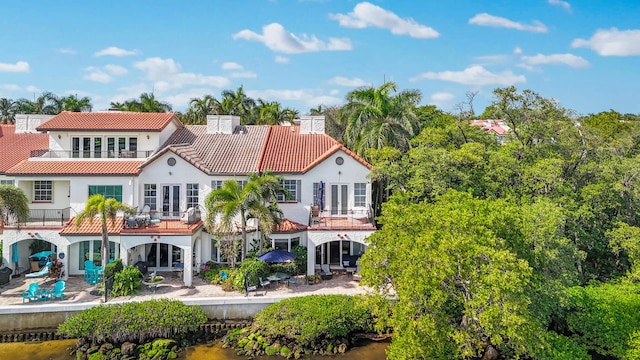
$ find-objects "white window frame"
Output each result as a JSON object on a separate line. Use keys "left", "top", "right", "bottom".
{"left": 186, "top": 183, "right": 199, "bottom": 209}
{"left": 278, "top": 179, "right": 298, "bottom": 202}
{"left": 354, "top": 183, "right": 366, "bottom": 207}
{"left": 33, "top": 180, "right": 52, "bottom": 202}
{"left": 0, "top": 179, "right": 14, "bottom": 185}
{"left": 144, "top": 184, "right": 157, "bottom": 211}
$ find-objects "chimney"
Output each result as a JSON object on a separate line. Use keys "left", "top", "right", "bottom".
{"left": 14, "top": 114, "right": 55, "bottom": 133}
{"left": 206, "top": 115, "right": 240, "bottom": 134}
{"left": 299, "top": 116, "right": 325, "bottom": 134}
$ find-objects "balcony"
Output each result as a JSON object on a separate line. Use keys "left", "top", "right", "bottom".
{"left": 122, "top": 208, "right": 202, "bottom": 233}
{"left": 33, "top": 150, "right": 154, "bottom": 159}
{"left": 308, "top": 206, "right": 376, "bottom": 231}
{"left": 4, "top": 208, "right": 71, "bottom": 228}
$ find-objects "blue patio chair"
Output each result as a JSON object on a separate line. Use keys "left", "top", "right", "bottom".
{"left": 287, "top": 276, "right": 297, "bottom": 288}
{"left": 25, "top": 262, "right": 51, "bottom": 279}
{"left": 21, "top": 282, "right": 39, "bottom": 303}
{"left": 84, "top": 260, "right": 95, "bottom": 281}
{"left": 50, "top": 280, "right": 65, "bottom": 301}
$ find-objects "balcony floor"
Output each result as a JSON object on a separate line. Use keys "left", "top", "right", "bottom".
{"left": 308, "top": 216, "right": 376, "bottom": 231}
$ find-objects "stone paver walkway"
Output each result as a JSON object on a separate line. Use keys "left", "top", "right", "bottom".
{"left": 0, "top": 271, "right": 368, "bottom": 306}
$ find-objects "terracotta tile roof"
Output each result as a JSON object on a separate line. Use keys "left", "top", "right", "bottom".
{"left": 36, "top": 111, "right": 181, "bottom": 132}
{"left": 6, "top": 160, "right": 144, "bottom": 175}
{"left": 121, "top": 219, "right": 203, "bottom": 235}
{"left": 60, "top": 216, "right": 124, "bottom": 235}
{"left": 273, "top": 218, "right": 308, "bottom": 233}
{"left": 0, "top": 125, "right": 48, "bottom": 173}
{"left": 258, "top": 126, "right": 371, "bottom": 173}
{"left": 159, "top": 125, "right": 269, "bottom": 174}
{"left": 470, "top": 119, "right": 510, "bottom": 135}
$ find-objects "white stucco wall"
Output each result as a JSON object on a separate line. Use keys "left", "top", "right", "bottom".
{"left": 14, "top": 179, "right": 71, "bottom": 210}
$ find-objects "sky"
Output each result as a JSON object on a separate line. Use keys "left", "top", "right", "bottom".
{"left": 1, "top": 0, "right": 639, "bottom": 116}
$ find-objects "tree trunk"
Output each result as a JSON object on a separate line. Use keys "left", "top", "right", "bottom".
{"left": 240, "top": 210, "right": 247, "bottom": 262}
{"left": 101, "top": 221, "right": 109, "bottom": 269}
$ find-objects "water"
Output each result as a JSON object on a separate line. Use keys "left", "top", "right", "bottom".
{"left": 0, "top": 339, "right": 389, "bottom": 360}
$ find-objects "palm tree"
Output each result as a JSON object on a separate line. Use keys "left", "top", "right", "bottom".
{"left": 0, "top": 185, "right": 29, "bottom": 229}
{"left": 75, "top": 194, "right": 135, "bottom": 268}
{"left": 111, "top": 93, "right": 172, "bottom": 113}
{"left": 0, "top": 98, "right": 17, "bottom": 124}
{"left": 35, "top": 92, "right": 63, "bottom": 114}
{"left": 204, "top": 172, "right": 287, "bottom": 264}
{"left": 220, "top": 86, "right": 256, "bottom": 121}
{"left": 62, "top": 95, "right": 92, "bottom": 112}
{"left": 340, "top": 81, "right": 422, "bottom": 158}
{"left": 187, "top": 95, "right": 219, "bottom": 124}
{"left": 254, "top": 99, "right": 297, "bottom": 125}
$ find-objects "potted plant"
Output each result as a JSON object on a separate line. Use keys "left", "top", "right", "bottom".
{"left": 306, "top": 275, "right": 315, "bottom": 285}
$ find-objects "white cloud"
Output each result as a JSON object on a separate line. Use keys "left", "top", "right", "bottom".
{"left": 328, "top": 76, "right": 367, "bottom": 87}
{"left": 410, "top": 65, "right": 526, "bottom": 86}
{"left": 2, "top": 84, "right": 21, "bottom": 91}
{"left": 474, "top": 54, "right": 512, "bottom": 65}
{"left": 469, "top": 13, "right": 548, "bottom": 33}
{"left": 222, "top": 62, "right": 243, "bottom": 70}
{"left": 25, "top": 85, "right": 40, "bottom": 93}
{"left": 430, "top": 92, "right": 455, "bottom": 108}
{"left": 232, "top": 23, "right": 352, "bottom": 54}
{"left": 58, "top": 48, "right": 77, "bottom": 54}
{"left": 275, "top": 56, "right": 290, "bottom": 63}
{"left": 329, "top": 1, "right": 439, "bottom": 39}
{"left": 0, "top": 61, "right": 29, "bottom": 73}
{"left": 548, "top": 0, "right": 571, "bottom": 11}
{"left": 83, "top": 69, "right": 113, "bottom": 83}
{"left": 230, "top": 71, "right": 257, "bottom": 78}
{"left": 329, "top": 89, "right": 340, "bottom": 96}
{"left": 94, "top": 46, "right": 138, "bottom": 57}
{"left": 521, "top": 53, "right": 589, "bottom": 68}
{"left": 572, "top": 28, "right": 640, "bottom": 56}
{"left": 104, "top": 64, "right": 128, "bottom": 75}
{"left": 163, "top": 88, "right": 214, "bottom": 109}
{"left": 110, "top": 83, "right": 151, "bottom": 103}
{"left": 134, "top": 57, "right": 231, "bottom": 91}
{"left": 513, "top": 47, "right": 523, "bottom": 54}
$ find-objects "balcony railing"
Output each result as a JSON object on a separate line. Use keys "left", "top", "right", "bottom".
{"left": 309, "top": 205, "right": 376, "bottom": 230}
{"left": 34, "top": 150, "right": 154, "bottom": 159}
{"left": 123, "top": 209, "right": 202, "bottom": 230}
{"left": 4, "top": 208, "right": 71, "bottom": 227}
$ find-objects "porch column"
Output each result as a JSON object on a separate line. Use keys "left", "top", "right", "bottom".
{"left": 306, "top": 243, "right": 315, "bottom": 276}
{"left": 183, "top": 246, "right": 193, "bottom": 287}
{"left": 61, "top": 245, "right": 69, "bottom": 281}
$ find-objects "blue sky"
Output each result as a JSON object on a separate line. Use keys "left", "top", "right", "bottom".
{"left": 1, "top": 0, "right": 639, "bottom": 116}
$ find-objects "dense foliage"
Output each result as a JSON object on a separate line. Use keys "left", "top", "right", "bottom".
{"left": 111, "top": 265, "right": 143, "bottom": 297}
{"left": 360, "top": 86, "right": 640, "bottom": 359}
{"left": 224, "top": 295, "right": 373, "bottom": 357}
{"left": 57, "top": 299, "right": 207, "bottom": 344}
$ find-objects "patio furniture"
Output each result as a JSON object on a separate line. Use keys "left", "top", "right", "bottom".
{"left": 0, "top": 266, "right": 13, "bottom": 286}
{"left": 50, "top": 280, "right": 65, "bottom": 300}
{"left": 320, "top": 265, "right": 333, "bottom": 280}
{"left": 267, "top": 272, "right": 289, "bottom": 286}
{"left": 259, "top": 277, "right": 271, "bottom": 290}
{"left": 25, "top": 262, "right": 51, "bottom": 278}
{"left": 21, "top": 282, "right": 40, "bottom": 303}
{"left": 287, "top": 276, "right": 297, "bottom": 287}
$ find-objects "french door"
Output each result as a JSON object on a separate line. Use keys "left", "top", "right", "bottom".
{"left": 330, "top": 184, "right": 348, "bottom": 215}
{"left": 161, "top": 184, "right": 181, "bottom": 217}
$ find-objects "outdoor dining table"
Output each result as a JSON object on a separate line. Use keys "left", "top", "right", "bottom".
{"left": 267, "top": 272, "right": 289, "bottom": 286}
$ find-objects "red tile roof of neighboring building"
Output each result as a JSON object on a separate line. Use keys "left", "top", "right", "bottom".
{"left": 0, "top": 125, "right": 48, "bottom": 173}
{"left": 470, "top": 119, "right": 510, "bottom": 135}
{"left": 60, "top": 216, "right": 124, "bottom": 235}
{"left": 258, "top": 126, "right": 371, "bottom": 173}
{"left": 6, "top": 160, "right": 144, "bottom": 175}
{"left": 36, "top": 111, "right": 181, "bottom": 132}
{"left": 273, "top": 218, "right": 308, "bottom": 233}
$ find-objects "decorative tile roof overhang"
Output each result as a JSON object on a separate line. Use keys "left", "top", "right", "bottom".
{"left": 60, "top": 217, "right": 124, "bottom": 235}
{"left": 0, "top": 125, "right": 48, "bottom": 173}
{"left": 6, "top": 160, "right": 144, "bottom": 176}
{"left": 36, "top": 111, "right": 182, "bottom": 132}
{"left": 273, "top": 218, "right": 308, "bottom": 234}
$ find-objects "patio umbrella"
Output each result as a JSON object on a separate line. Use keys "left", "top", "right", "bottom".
{"left": 257, "top": 249, "right": 296, "bottom": 263}
{"left": 11, "top": 243, "right": 19, "bottom": 265}
{"left": 29, "top": 250, "right": 55, "bottom": 259}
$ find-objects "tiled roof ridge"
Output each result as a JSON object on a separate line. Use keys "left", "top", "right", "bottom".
{"left": 36, "top": 111, "right": 180, "bottom": 132}
{"left": 256, "top": 126, "right": 273, "bottom": 172}
{"left": 6, "top": 159, "right": 144, "bottom": 175}
{"left": 300, "top": 133, "right": 372, "bottom": 172}
{"left": 139, "top": 143, "right": 210, "bottom": 174}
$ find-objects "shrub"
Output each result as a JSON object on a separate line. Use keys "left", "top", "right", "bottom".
{"left": 269, "top": 262, "right": 298, "bottom": 276}
{"left": 104, "top": 258, "right": 124, "bottom": 279}
{"left": 57, "top": 299, "right": 208, "bottom": 344}
{"left": 252, "top": 295, "right": 372, "bottom": 347}
{"left": 111, "top": 265, "right": 142, "bottom": 297}
{"left": 563, "top": 281, "right": 640, "bottom": 358}
{"left": 291, "top": 245, "right": 307, "bottom": 274}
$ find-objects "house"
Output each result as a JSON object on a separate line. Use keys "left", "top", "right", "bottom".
{"left": 1, "top": 112, "right": 375, "bottom": 286}
{"left": 470, "top": 119, "right": 510, "bottom": 144}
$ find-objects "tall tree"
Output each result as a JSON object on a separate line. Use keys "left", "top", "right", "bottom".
{"left": 111, "top": 93, "right": 172, "bottom": 113}
{"left": 204, "top": 173, "right": 287, "bottom": 264}
{"left": 62, "top": 95, "right": 92, "bottom": 112}
{"left": 219, "top": 86, "right": 256, "bottom": 121}
{"left": 0, "top": 185, "right": 29, "bottom": 229}
{"left": 74, "top": 194, "right": 134, "bottom": 268}
{"left": 0, "top": 98, "right": 17, "bottom": 124}
{"left": 340, "top": 81, "right": 421, "bottom": 159}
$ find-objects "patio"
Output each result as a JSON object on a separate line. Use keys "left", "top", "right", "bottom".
{"left": 0, "top": 271, "right": 368, "bottom": 306}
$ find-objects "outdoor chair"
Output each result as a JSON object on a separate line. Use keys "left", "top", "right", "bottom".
{"left": 50, "top": 280, "right": 65, "bottom": 301}
{"left": 84, "top": 260, "right": 95, "bottom": 281}
{"left": 25, "top": 262, "right": 51, "bottom": 279}
{"left": 320, "top": 264, "right": 333, "bottom": 280}
{"left": 259, "top": 277, "right": 271, "bottom": 290}
{"left": 21, "top": 282, "right": 40, "bottom": 303}
{"left": 287, "top": 276, "right": 297, "bottom": 288}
